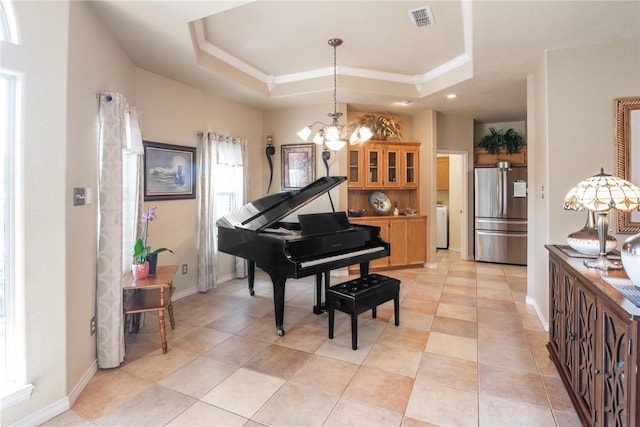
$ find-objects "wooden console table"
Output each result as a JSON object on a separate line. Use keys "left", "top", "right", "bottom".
{"left": 122, "top": 264, "right": 178, "bottom": 354}
{"left": 546, "top": 245, "right": 640, "bottom": 426}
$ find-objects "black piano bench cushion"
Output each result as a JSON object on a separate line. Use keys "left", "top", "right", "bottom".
{"left": 327, "top": 274, "right": 400, "bottom": 350}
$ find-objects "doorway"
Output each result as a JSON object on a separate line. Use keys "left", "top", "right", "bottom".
{"left": 436, "top": 151, "right": 469, "bottom": 260}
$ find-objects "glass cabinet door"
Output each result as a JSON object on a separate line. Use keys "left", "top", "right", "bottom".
{"left": 365, "top": 145, "right": 383, "bottom": 187}
{"left": 347, "top": 148, "right": 363, "bottom": 187}
{"left": 385, "top": 147, "right": 400, "bottom": 187}
{"left": 402, "top": 148, "right": 419, "bottom": 187}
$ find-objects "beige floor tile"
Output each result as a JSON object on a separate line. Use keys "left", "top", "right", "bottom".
{"left": 397, "top": 310, "right": 434, "bottom": 331}
{"left": 172, "top": 327, "right": 232, "bottom": 354}
{"left": 478, "top": 340, "right": 538, "bottom": 372}
{"left": 243, "top": 343, "right": 311, "bottom": 379}
{"left": 290, "top": 354, "right": 359, "bottom": 394}
{"left": 425, "top": 331, "right": 478, "bottom": 362}
{"left": 401, "top": 297, "right": 439, "bottom": 314}
{"left": 274, "top": 325, "right": 328, "bottom": 353}
{"left": 204, "top": 310, "right": 261, "bottom": 334}
{"left": 478, "top": 363, "right": 549, "bottom": 407}
{"left": 200, "top": 368, "right": 285, "bottom": 418}
{"left": 478, "top": 393, "right": 556, "bottom": 426}
{"left": 442, "top": 284, "right": 477, "bottom": 297}
{"left": 166, "top": 401, "right": 247, "bottom": 427}
{"left": 401, "top": 417, "right": 441, "bottom": 427}
{"left": 476, "top": 297, "right": 518, "bottom": 312}
{"left": 445, "top": 275, "right": 477, "bottom": 287}
{"left": 71, "top": 369, "right": 154, "bottom": 420}
{"left": 436, "top": 302, "right": 477, "bottom": 322}
{"left": 158, "top": 356, "right": 237, "bottom": 398}
{"left": 95, "top": 385, "right": 196, "bottom": 426}
{"left": 416, "top": 352, "right": 478, "bottom": 392}
{"left": 438, "top": 292, "right": 477, "bottom": 307}
{"left": 375, "top": 323, "right": 429, "bottom": 351}
{"left": 343, "top": 366, "right": 414, "bottom": 413}
{"left": 252, "top": 381, "right": 339, "bottom": 427}
{"left": 541, "top": 374, "right": 578, "bottom": 413}
{"left": 431, "top": 315, "right": 477, "bottom": 339}
{"left": 405, "top": 380, "right": 478, "bottom": 426}
{"left": 553, "top": 410, "right": 583, "bottom": 426}
{"left": 324, "top": 398, "right": 403, "bottom": 427}
{"left": 363, "top": 341, "right": 423, "bottom": 377}
{"left": 119, "top": 347, "right": 199, "bottom": 382}
{"left": 315, "top": 338, "right": 373, "bottom": 365}
{"left": 478, "top": 323, "right": 530, "bottom": 348}
{"left": 40, "top": 410, "right": 96, "bottom": 426}
{"left": 202, "top": 334, "right": 270, "bottom": 366}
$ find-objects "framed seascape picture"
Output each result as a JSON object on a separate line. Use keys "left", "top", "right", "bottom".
{"left": 281, "top": 143, "right": 316, "bottom": 190}
{"left": 143, "top": 140, "right": 196, "bottom": 201}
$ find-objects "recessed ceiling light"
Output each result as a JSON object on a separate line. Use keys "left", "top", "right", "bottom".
{"left": 446, "top": 93, "right": 457, "bottom": 99}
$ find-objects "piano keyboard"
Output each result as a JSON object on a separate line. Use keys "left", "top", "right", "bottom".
{"left": 300, "top": 246, "right": 387, "bottom": 268}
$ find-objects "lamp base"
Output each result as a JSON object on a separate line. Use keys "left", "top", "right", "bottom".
{"left": 584, "top": 254, "right": 623, "bottom": 270}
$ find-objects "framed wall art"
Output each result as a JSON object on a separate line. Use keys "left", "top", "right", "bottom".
{"left": 615, "top": 97, "right": 640, "bottom": 233}
{"left": 143, "top": 140, "right": 196, "bottom": 201}
{"left": 281, "top": 143, "right": 316, "bottom": 190}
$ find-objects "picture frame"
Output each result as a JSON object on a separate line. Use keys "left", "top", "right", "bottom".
{"left": 143, "top": 140, "right": 196, "bottom": 201}
{"left": 281, "top": 143, "right": 316, "bottom": 190}
{"left": 615, "top": 97, "right": 640, "bottom": 233}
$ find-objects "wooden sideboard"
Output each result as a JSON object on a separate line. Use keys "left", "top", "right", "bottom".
{"left": 546, "top": 245, "right": 640, "bottom": 426}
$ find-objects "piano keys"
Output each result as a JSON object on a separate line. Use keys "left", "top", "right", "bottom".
{"left": 216, "top": 176, "right": 390, "bottom": 336}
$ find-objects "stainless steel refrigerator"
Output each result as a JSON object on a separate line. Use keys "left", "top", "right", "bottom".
{"left": 474, "top": 161, "right": 527, "bottom": 265}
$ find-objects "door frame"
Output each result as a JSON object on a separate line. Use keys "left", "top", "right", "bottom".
{"left": 436, "top": 150, "right": 470, "bottom": 260}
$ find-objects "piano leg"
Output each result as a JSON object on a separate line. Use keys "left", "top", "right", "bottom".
{"left": 247, "top": 261, "right": 255, "bottom": 296}
{"left": 313, "top": 271, "right": 331, "bottom": 314}
{"left": 359, "top": 261, "right": 370, "bottom": 277}
{"left": 271, "top": 277, "right": 286, "bottom": 336}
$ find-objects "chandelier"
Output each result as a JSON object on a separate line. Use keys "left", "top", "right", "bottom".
{"left": 296, "top": 38, "right": 373, "bottom": 151}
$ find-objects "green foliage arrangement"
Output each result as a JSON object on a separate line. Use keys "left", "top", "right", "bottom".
{"left": 478, "top": 127, "right": 525, "bottom": 154}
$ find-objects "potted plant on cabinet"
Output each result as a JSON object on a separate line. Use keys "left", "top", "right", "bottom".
{"left": 478, "top": 127, "right": 525, "bottom": 154}
{"left": 475, "top": 127, "right": 527, "bottom": 167}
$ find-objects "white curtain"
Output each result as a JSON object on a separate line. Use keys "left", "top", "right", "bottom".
{"left": 96, "top": 92, "right": 143, "bottom": 368}
{"left": 197, "top": 133, "right": 247, "bottom": 292}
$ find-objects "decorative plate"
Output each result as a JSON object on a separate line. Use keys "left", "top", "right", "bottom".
{"left": 369, "top": 191, "right": 391, "bottom": 214}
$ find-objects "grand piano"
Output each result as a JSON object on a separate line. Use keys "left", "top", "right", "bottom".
{"left": 216, "top": 176, "right": 390, "bottom": 336}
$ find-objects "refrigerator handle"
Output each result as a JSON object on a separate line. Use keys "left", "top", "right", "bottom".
{"left": 501, "top": 169, "right": 507, "bottom": 217}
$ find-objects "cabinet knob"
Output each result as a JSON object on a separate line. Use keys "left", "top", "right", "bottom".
{"left": 594, "top": 369, "right": 601, "bottom": 375}
{"left": 568, "top": 332, "right": 576, "bottom": 341}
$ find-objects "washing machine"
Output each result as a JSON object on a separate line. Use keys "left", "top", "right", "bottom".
{"left": 436, "top": 205, "right": 448, "bottom": 249}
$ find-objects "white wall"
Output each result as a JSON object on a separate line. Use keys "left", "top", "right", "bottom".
{"left": 135, "top": 69, "right": 263, "bottom": 287}
{"left": 528, "top": 37, "right": 640, "bottom": 325}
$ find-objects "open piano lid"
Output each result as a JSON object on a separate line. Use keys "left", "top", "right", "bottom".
{"left": 216, "top": 176, "right": 347, "bottom": 232}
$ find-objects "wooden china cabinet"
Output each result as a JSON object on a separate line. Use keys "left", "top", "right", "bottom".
{"left": 347, "top": 141, "right": 425, "bottom": 269}
{"left": 546, "top": 245, "right": 640, "bottom": 426}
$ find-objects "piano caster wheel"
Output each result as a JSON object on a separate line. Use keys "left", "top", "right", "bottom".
{"left": 250, "top": 290, "right": 255, "bottom": 296}
{"left": 277, "top": 328, "right": 285, "bottom": 336}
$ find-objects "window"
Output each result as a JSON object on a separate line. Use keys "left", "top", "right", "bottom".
{"left": 0, "top": 72, "right": 15, "bottom": 388}
{"left": 1, "top": 0, "right": 31, "bottom": 406}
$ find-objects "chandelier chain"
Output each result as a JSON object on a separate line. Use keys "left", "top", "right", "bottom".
{"left": 333, "top": 39, "right": 337, "bottom": 116}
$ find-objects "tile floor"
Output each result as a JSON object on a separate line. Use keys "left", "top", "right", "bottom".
{"left": 43, "top": 251, "right": 582, "bottom": 427}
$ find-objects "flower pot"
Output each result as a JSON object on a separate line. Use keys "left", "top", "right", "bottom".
{"left": 146, "top": 253, "right": 158, "bottom": 275}
{"left": 132, "top": 262, "right": 149, "bottom": 280}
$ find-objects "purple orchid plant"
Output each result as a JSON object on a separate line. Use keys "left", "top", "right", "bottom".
{"left": 132, "top": 207, "right": 173, "bottom": 264}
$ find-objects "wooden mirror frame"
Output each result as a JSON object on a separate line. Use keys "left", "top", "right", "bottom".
{"left": 615, "top": 97, "right": 640, "bottom": 233}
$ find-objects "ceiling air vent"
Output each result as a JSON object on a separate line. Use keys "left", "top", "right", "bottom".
{"left": 409, "top": 5, "right": 435, "bottom": 28}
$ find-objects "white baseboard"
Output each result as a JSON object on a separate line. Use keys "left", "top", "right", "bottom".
{"left": 10, "top": 395, "right": 69, "bottom": 427}
{"left": 526, "top": 295, "right": 549, "bottom": 331}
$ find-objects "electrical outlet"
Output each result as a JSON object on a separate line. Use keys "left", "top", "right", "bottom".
{"left": 90, "top": 316, "right": 96, "bottom": 335}
{"left": 182, "top": 264, "right": 188, "bottom": 274}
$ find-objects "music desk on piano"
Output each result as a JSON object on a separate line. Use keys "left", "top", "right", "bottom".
{"left": 216, "top": 176, "right": 390, "bottom": 336}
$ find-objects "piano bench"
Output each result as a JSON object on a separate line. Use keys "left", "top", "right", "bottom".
{"left": 327, "top": 274, "right": 400, "bottom": 350}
